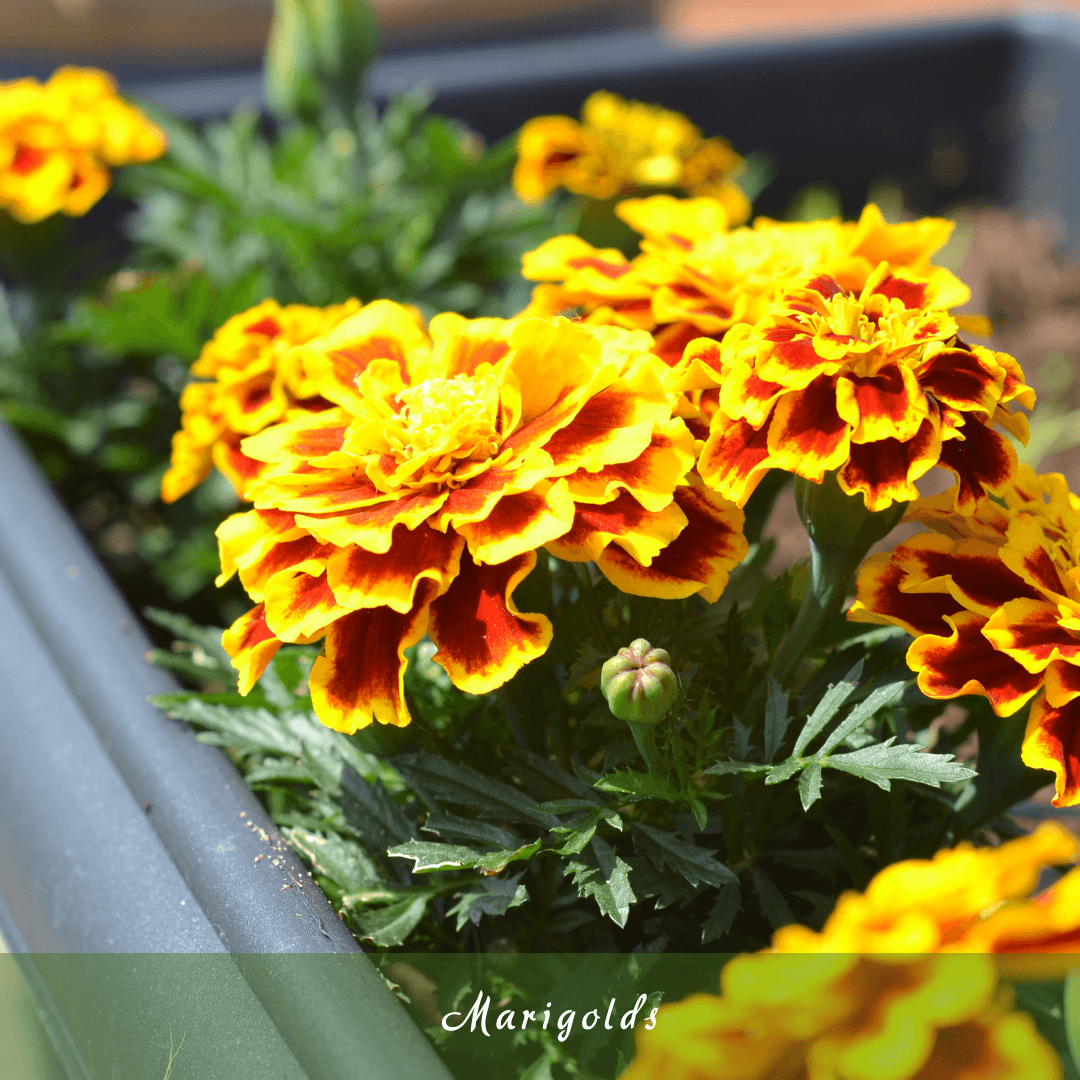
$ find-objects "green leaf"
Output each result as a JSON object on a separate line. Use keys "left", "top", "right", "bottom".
{"left": 393, "top": 751, "right": 558, "bottom": 827}
{"left": 286, "top": 828, "right": 382, "bottom": 892}
{"left": 567, "top": 642, "right": 607, "bottom": 690}
{"left": 595, "top": 769, "right": 683, "bottom": 801}
{"left": 149, "top": 696, "right": 302, "bottom": 757}
{"left": 387, "top": 840, "right": 481, "bottom": 873}
{"left": 551, "top": 811, "right": 600, "bottom": 855}
{"left": 750, "top": 864, "right": 794, "bottom": 929}
{"left": 825, "top": 739, "right": 976, "bottom": 791}
{"left": 339, "top": 766, "right": 417, "bottom": 879}
{"left": 421, "top": 810, "right": 520, "bottom": 850}
{"left": 354, "top": 895, "right": 429, "bottom": 947}
{"left": 473, "top": 839, "right": 542, "bottom": 874}
{"left": 763, "top": 679, "right": 791, "bottom": 763}
{"left": 792, "top": 659, "right": 863, "bottom": 757}
{"left": 143, "top": 607, "right": 233, "bottom": 669}
{"left": 798, "top": 761, "right": 823, "bottom": 810}
{"left": 816, "top": 680, "right": 907, "bottom": 756}
{"left": 565, "top": 837, "right": 636, "bottom": 927}
{"left": 632, "top": 822, "right": 737, "bottom": 889}
{"left": 446, "top": 873, "right": 529, "bottom": 931}
{"left": 702, "top": 883, "right": 741, "bottom": 944}
{"left": 763, "top": 759, "right": 802, "bottom": 785}
{"left": 704, "top": 760, "right": 770, "bottom": 777}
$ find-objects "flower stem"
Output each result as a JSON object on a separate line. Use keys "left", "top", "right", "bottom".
{"left": 627, "top": 720, "right": 665, "bottom": 776}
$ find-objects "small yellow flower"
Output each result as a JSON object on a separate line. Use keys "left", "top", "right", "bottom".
{"left": 0, "top": 67, "right": 166, "bottom": 223}
{"left": 625, "top": 826, "right": 1077, "bottom": 1080}
{"left": 513, "top": 91, "right": 748, "bottom": 221}
{"left": 161, "top": 298, "right": 363, "bottom": 503}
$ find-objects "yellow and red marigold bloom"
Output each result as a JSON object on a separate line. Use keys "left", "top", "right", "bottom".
{"left": 624, "top": 826, "right": 1078, "bottom": 1080}
{"left": 513, "top": 90, "right": 749, "bottom": 222}
{"left": 0, "top": 66, "right": 165, "bottom": 223}
{"left": 851, "top": 467, "right": 1080, "bottom": 806}
{"left": 215, "top": 303, "right": 746, "bottom": 732}
{"left": 680, "top": 267, "right": 1031, "bottom": 512}
{"left": 520, "top": 199, "right": 975, "bottom": 370}
{"left": 161, "top": 297, "right": 363, "bottom": 503}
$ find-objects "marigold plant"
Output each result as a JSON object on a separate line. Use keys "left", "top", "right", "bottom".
{"left": 680, "top": 268, "right": 1033, "bottom": 513}
{"left": 0, "top": 66, "right": 165, "bottom": 223}
{"left": 513, "top": 90, "right": 749, "bottom": 222}
{"left": 853, "top": 465, "right": 1080, "bottom": 805}
{"left": 626, "top": 825, "right": 1079, "bottom": 1080}
{"left": 215, "top": 302, "right": 746, "bottom": 731}
{"left": 161, "top": 297, "right": 363, "bottom": 503}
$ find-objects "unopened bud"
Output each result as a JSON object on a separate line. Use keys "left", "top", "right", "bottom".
{"left": 601, "top": 638, "right": 679, "bottom": 724}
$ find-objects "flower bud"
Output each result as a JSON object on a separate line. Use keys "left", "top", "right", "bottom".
{"left": 601, "top": 638, "right": 679, "bottom": 724}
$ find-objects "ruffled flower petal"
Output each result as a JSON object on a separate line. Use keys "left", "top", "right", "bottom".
{"left": 222, "top": 603, "right": 283, "bottom": 694}
{"left": 264, "top": 570, "right": 351, "bottom": 642}
{"left": 982, "top": 597, "right": 1080, "bottom": 673}
{"left": 1023, "top": 693, "right": 1080, "bottom": 807}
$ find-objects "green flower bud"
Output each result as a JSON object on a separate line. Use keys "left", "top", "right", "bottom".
{"left": 601, "top": 638, "right": 679, "bottom": 725}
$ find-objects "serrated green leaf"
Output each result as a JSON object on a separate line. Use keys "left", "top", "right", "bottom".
{"left": 551, "top": 810, "right": 601, "bottom": 855}
{"left": 565, "top": 837, "right": 636, "bottom": 927}
{"left": 393, "top": 751, "right": 558, "bottom": 827}
{"left": 287, "top": 828, "right": 382, "bottom": 892}
{"left": 824, "top": 739, "right": 976, "bottom": 790}
{"left": 387, "top": 840, "right": 482, "bottom": 873}
{"left": 763, "top": 679, "right": 791, "bottom": 763}
{"left": 567, "top": 642, "right": 607, "bottom": 690}
{"left": 354, "top": 895, "right": 429, "bottom": 947}
{"left": 143, "top": 607, "right": 232, "bottom": 669}
{"left": 792, "top": 659, "right": 863, "bottom": 757}
{"left": 817, "top": 680, "right": 907, "bottom": 757}
{"left": 702, "top": 883, "right": 741, "bottom": 944}
{"left": 446, "top": 873, "right": 529, "bottom": 931}
{"left": 474, "top": 839, "right": 542, "bottom": 873}
{"left": 632, "top": 822, "right": 737, "bottom": 888}
{"left": 149, "top": 696, "right": 302, "bottom": 757}
{"left": 704, "top": 760, "right": 770, "bottom": 777}
{"left": 750, "top": 864, "right": 794, "bottom": 929}
{"left": 421, "top": 810, "right": 520, "bottom": 850}
{"left": 595, "top": 769, "right": 683, "bottom": 801}
{"left": 764, "top": 758, "right": 802, "bottom": 785}
{"left": 798, "top": 761, "right": 823, "bottom": 810}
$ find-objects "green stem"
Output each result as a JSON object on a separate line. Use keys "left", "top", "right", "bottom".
{"left": 627, "top": 720, "right": 665, "bottom": 776}
{"left": 572, "top": 562, "right": 614, "bottom": 654}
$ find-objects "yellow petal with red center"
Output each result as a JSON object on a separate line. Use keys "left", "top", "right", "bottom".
{"left": 995, "top": 348, "right": 1037, "bottom": 409}
{"left": 983, "top": 597, "right": 1080, "bottom": 673}
{"left": 253, "top": 469, "right": 387, "bottom": 514}
{"left": 264, "top": 570, "right": 351, "bottom": 642}
{"left": 595, "top": 485, "right": 747, "bottom": 602}
{"left": 718, "top": 358, "right": 786, "bottom": 427}
{"left": 520, "top": 236, "right": 639, "bottom": 295}
{"left": 161, "top": 429, "right": 214, "bottom": 504}
{"left": 850, "top": 203, "right": 955, "bottom": 270}
{"left": 211, "top": 431, "right": 266, "bottom": 500}
{"left": 667, "top": 336, "right": 727, "bottom": 393}
{"left": 651, "top": 284, "right": 734, "bottom": 335}
{"left": 427, "top": 550, "right": 552, "bottom": 694}
{"left": 994, "top": 404, "right": 1031, "bottom": 446}
{"left": 1046, "top": 660, "right": 1080, "bottom": 709}
{"left": 426, "top": 312, "right": 514, "bottom": 380}
{"left": 298, "top": 300, "right": 430, "bottom": 411}
{"left": 564, "top": 418, "right": 695, "bottom": 512}
{"left": 849, "top": 552, "right": 963, "bottom": 637}
{"left": 456, "top": 479, "right": 575, "bottom": 565}
{"left": 615, "top": 195, "right": 728, "bottom": 248}
{"left": 837, "top": 414, "right": 942, "bottom": 511}
{"left": 546, "top": 489, "right": 687, "bottom": 566}
{"left": 1023, "top": 693, "right": 1080, "bottom": 807}
{"left": 308, "top": 581, "right": 437, "bottom": 732}
{"left": 653, "top": 322, "right": 716, "bottom": 369}
{"left": 884, "top": 532, "right": 1039, "bottom": 617}
{"left": 222, "top": 603, "right": 282, "bottom": 695}
{"left": 436, "top": 448, "right": 553, "bottom": 532}
{"left": 755, "top": 325, "right": 846, "bottom": 391}
{"left": 835, "top": 363, "right": 927, "bottom": 444}
{"left": 238, "top": 532, "right": 333, "bottom": 602}
{"left": 297, "top": 486, "right": 449, "bottom": 553}
{"left": 216, "top": 508, "right": 305, "bottom": 586}
{"left": 698, "top": 412, "right": 779, "bottom": 506}
{"left": 326, "top": 525, "right": 463, "bottom": 613}
{"left": 999, "top": 515, "right": 1072, "bottom": 601}
{"left": 937, "top": 416, "right": 1018, "bottom": 514}
{"left": 914, "top": 346, "right": 1005, "bottom": 417}
{"left": 239, "top": 409, "right": 350, "bottom": 466}
{"left": 513, "top": 115, "right": 587, "bottom": 204}
{"left": 767, "top": 378, "right": 851, "bottom": 483}
{"left": 908, "top": 610, "right": 1043, "bottom": 716}
{"left": 542, "top": 359, "right": 670, "bottom": 477}
{"left": 219, "top": 370, "right": 289, "bottom": 435}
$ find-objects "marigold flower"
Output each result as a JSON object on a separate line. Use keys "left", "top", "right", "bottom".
{"left": 215, "top": 304, "right": 746, "bottom": 731}
{"left": 678, "top": 267, "right": 1032, "bottom": 513}
{"left": 520, "top": 199, "right": 976, "bottom": 370}
{"left": 625, "top": 826, "right": 1078, "bottom": 1080}
{"left": 161, "top": 298, "right": 363, "bottom": 503}
{"left": 0, "top": 67, "right": 166, "bottom": 223}
{"left": 851, "top": 466, "right": 1080, "bottom": 806}
{"left": 513, "top": 90, "right": 749, "bottom": 222}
